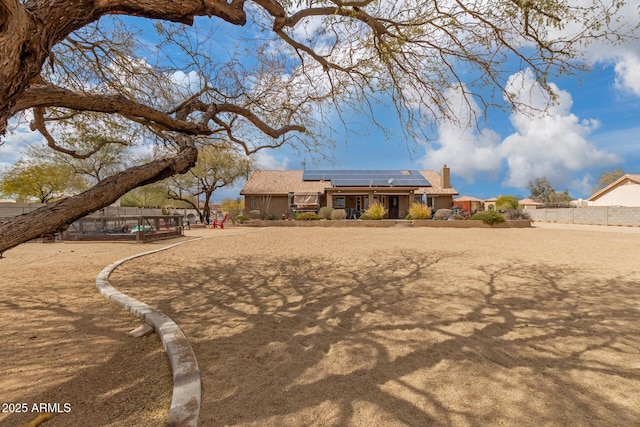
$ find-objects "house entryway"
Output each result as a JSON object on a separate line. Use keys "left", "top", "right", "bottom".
{"left": 389, "top": 196, "right": 399, "bottom": 219}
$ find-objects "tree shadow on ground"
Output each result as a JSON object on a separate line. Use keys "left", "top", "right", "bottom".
{"left": 0, "top": 292, "right": 171, "bottom": 427}
{"left": 113, "top": 249, "right": 640, "bottom": 426}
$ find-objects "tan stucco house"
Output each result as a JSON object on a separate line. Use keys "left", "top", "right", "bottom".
{"left": 240, "top": 166, "right": 458, "bottom": 219}
{"left": 588, "top": 174, "right": 640, "bottom": 207}
{"left": 518, "top": 197, "right": 544, "bottom": 210}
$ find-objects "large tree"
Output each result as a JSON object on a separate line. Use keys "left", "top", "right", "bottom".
{"left": 0, "top": 158, "right": 86, "bottom": 203}
{"left": 166, "top": 145, "right": 252, "bottom": 224}
{"left": 528, "top": 177, "right": 555, "bottom": 203}
{"left": 0, "top": 0, "right": 635, "bottom": 255}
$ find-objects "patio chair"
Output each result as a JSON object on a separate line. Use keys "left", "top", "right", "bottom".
{"left": 211, "top": 213, "right": 228, "bottom": 229}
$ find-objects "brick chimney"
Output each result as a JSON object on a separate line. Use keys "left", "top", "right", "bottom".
{"left": 441, "top": 164, "right": 451, "bottom": 189}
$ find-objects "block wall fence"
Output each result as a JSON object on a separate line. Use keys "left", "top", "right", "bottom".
{"left": 527, "top": 207, "right": 640, "bottom": 227}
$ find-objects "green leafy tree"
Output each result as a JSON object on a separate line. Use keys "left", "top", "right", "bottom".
{"left": 120, "top": 182, "right": 169, "bottom": 208}
{"left": 220, "top": 198, "right": 245, "bottom": 224}
{"left": 0, "top": 0, "right": 636, "bottom": 254}
{"left": 166, "top": 145, "right": 252, "bottom": 224}
{"left": 496, "top": 195, "right": 519, "bottom": 211}
{"left": 528, "top": 178, "right": 555, "bottom": 203}
{"left": 0, "top": 159, "right": 86, "bottom": 203}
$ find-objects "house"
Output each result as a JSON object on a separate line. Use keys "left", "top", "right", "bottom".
{"left": 588, "top": 174, "right": 640, "bottom": 207}
{"left": 240, "top": 166, "right": 458, "bottom": 219}
{"left": 484, "top": 197, "right": 498, "bottom": 211}
{"left": 518, "top": 197, "right": 544, "bottom": 210}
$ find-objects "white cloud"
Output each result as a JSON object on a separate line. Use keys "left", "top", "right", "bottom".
{"left": 0, "top": 115, "right": 43, "bottom": 168}
{"left": 500, "top": 70, "right": 621, "bottom": 189}
{"left": 421, "top": 86, "right": 503, "bottom": 182}
{"left": 254, "top": 150, "right": 289, "bottom": 170}
{"left": 421, "top": 70, "right": 621, "bottom": 193}
{"left": 614, "top": 54, "right": 640, "bottom": 96}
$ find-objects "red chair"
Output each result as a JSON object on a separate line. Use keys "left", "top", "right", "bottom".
{"left": 211, "top": 213, "right": 228, "bottom": 229}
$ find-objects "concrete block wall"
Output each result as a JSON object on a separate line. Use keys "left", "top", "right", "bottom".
{"left": 529, "top": 207, "right": 640, "bottom": 226}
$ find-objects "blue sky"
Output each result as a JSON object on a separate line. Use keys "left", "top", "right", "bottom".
{"left": 1, "top": 4, "right": 639, "bottom": 203}
{"left": 219, "top": 61, "right": 640, "bottom": 202}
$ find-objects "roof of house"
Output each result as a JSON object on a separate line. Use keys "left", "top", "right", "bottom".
{"left": 588, "top": 174, "right": 640, "bottom": 201}
{"left": 518, "top": 197, "right": 543, "bottom": 205}
{"left": 241, "top": 169, "right": 458, "bottom": 196}
{"left": 416, "top": 170, "right": 458, "bottom": 195}
{"left": 454, "top": 195, "right": 484, "bottom": 202}
{"left": 240, "top": 170, "right": 331, "bottom": 195}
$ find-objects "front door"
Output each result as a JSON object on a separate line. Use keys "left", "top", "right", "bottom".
{"left": 389, "top": 196, "right": 399, "bottom": 219}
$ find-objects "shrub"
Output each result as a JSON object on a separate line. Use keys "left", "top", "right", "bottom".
{"left": 266, "top": 212, "right": 280, "bottom": 220}
{"left": 249, "top": 210, "right": 261, "bottom": 219}
{"left": 330, "top": 209, "right": 347, "bottom": 220}
{"left": 365, "top": 201, "right": 387, "bottom": 220}
{"left": 318, "top": 206, "right": 334, "bottom": 219}
{"left": 433, "top": 208, "right": 451, "bottom": 220}
{"left": 295, "top": 212, "right": 320, "bottom": 220}
{"left": 236, "top": 214, "right": 249, "bottom": 221}
{"left": 504, "top": 209, "right": 531, "bottom": 220}
{"left": 358, "top": 214, "right": 371, "bottom": 220}
{"left": 470, "top": 210, "right": 505, "bottom": 225}
{"left": 408, "top": 202, "right": 432, "bottom": 220}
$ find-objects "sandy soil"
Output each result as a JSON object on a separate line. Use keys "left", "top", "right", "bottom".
{"left": 1, "top": 224, "right": 640, "bottom": 426}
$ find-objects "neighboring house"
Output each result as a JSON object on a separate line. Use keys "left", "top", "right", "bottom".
{"left": 588, "top": 174, "right": 640, "bottom": 207}
{"left": 484, "top": 197, "right": 498, "bottom": 211}
{"left": 453, "top": 196, "right": 483, "bottom": 214}
{"left": 518, "top": 197, "right": 544, "bottom": 210}
{"left": 240, "top": 166, "right": 458, "bottom": 219}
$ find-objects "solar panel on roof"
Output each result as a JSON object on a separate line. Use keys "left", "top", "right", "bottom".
{"left": 303, "top": 169, "right": 431, "bottom": 187}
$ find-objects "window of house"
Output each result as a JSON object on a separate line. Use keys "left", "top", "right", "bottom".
{"left": 249, "top": 196, "right": 256, "bottom": 210}
{"left": 356, "top": 196, "right": 361, "bottom": 211}
{"left": 333, "top": 197, "right": 345, "bottom": 208}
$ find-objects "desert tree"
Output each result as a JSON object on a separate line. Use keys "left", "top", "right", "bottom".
{"left": 119, "top": 182, "right": 170, "bottom": 209}
{"left": 0, "top": 158, "right": 87, "bottom": 203}
{"left": 496, "top": 195, "right": 519, "bottom": 211}
{"left": 0, "top": 0, "right": 636, "bottom": 254}
{"left": 166, "top": 144, "right": 253, "bottom": 224}
{"left": 528, "top": 177, "right": 555, "bottom": 203}
{"left": 594, "top": 167, "right": 626, "bottom": 192}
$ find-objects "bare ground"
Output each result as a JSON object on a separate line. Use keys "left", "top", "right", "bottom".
{"left": 1, "top": 224, "right": 639, "bottom": 426}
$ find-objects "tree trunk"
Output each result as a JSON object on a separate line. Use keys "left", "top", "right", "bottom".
{"left": 203, "top": 191, "right": 214, "bottom": 224}
{"left": 0, "top": 147, "right": 197, "bottom": 256}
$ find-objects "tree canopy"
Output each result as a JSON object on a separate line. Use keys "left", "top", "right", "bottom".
{"left": 0, "top": 0, "right": 636, "bottom": 254}
{"left": 496, "top": 195, "right": 519, "bottom": 211}
{"left": 0, "top": 159, "right": 86, "bottom": 203}
{"left": 166, "top": 145, "right": 252, "bottom": 224}
{"left": 528, "top": 177, "right": 555, "bottom": 203}
{"left": 594, "top": 167, "right": 626, "bottom": 192}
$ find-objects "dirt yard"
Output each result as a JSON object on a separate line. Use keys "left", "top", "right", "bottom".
{"left": 1, "top": 224, "right": 639, "bottom": 426}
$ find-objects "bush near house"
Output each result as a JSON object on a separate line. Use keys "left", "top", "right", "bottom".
{"left": 504, "top": 209, "right": 531, "bottom": 220}
{"left": 295, "top": 212, "right": 320, "bottom": 220}
{"left": 318, "top": 206, "right": 334, "bottom": 219}
{"left": 470, "top": 210, "right": 505, "bottom": 225}
{"left": 433, "top": 208, "right": 451, "bottom": 220}
{"left": 330, "top": 209, "right": 347, "bottom": 220}
{"left": 408, "top": 203, "right": 432, "bottom": 220}
{"left": 364, "top": 202, "right": 387, "bottom": 220}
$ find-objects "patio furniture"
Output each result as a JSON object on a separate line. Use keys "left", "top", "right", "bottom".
{"left": 211, "top": 214, "right": 228, "bottom": 229}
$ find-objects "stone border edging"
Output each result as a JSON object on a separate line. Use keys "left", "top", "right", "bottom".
{"left": 95, "top": 238, "right": 205, "bottom": 427}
